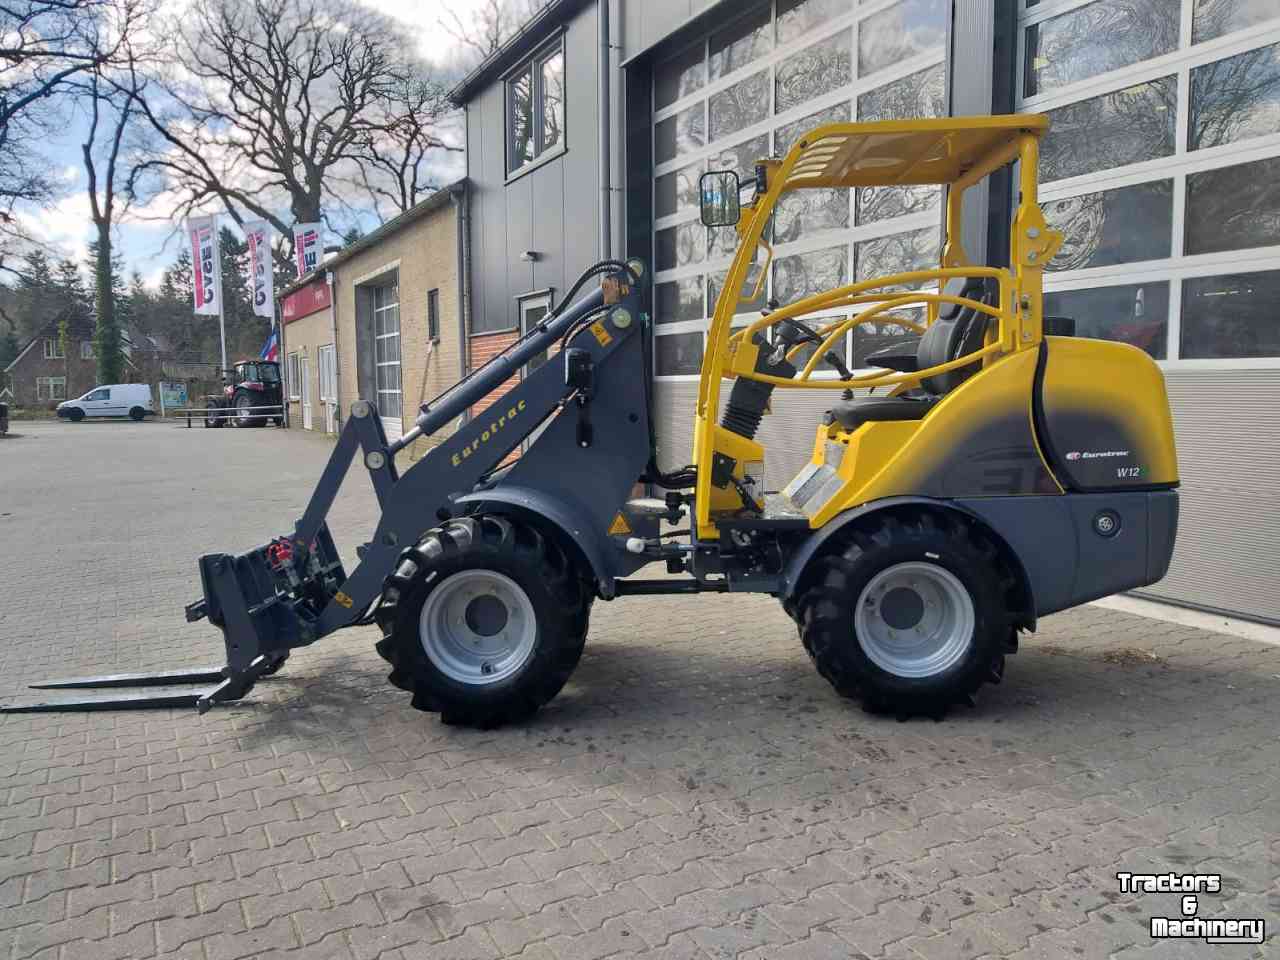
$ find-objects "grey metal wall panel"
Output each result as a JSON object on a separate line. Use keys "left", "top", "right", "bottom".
{"left": 562, "top": 6, "right": 602, "bottom": 291}
{"left": 1133, "top": 369, "right": 1280, "bottom": 625}
{"left": 464, "top": 5, "right": 603, "bottom": 334}
{"left": 623, "top": 0, "right": 692, "bottom": 59}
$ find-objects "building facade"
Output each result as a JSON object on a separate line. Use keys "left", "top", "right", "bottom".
{"left": 450, "top": 0, "right": 1280, "bottom": 625}
{"left": 3, "top": 316, "right": 157, "bottom": 408}
{"left": 280, "top": 184, "right": 466, "bottom": 462}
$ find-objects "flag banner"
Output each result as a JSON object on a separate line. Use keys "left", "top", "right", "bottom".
{"left": 293, "top": 222, "right": 322, "bottom": 278}
{"left": 187, "top": 216, "right": 222, "bottom": 316}
{"left": 260, "top": 326, "right": 279, "bottom": 362}
{"left": 245, "top": 220, "right": 275, "bottom": 319}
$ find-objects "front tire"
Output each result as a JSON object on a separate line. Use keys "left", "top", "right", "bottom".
{"left": 68, "top": 407, "right": 85, "bottom": 422}
{"left": 796, "top": 511, "right": 1016, "bottom": 718}
{"left": 374, "top": 515, "right": 592, "bottom": 728}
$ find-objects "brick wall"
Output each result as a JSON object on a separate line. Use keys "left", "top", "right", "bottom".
{"left": 467, "top": 330, "right": 520, "bottom": 417}
{"left": 7, "top": 336, "right": 100, "bottom": 408}
{"left": 280, "top": 309, "right": 333, "bottom": 432}
{"left": 332, "top": 204, "right": 460, "bottom": 465}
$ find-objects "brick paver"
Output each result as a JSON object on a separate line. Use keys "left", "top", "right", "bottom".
{"left": 1, "top": 420, "right": 1277, "bottom": 959}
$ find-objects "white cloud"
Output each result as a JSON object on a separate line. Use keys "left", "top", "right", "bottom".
{"left": 365, "top": 0, "right": 490, "bottom": 66}
{"left": 17, "top": 192, "right": 94, "bottom": 264}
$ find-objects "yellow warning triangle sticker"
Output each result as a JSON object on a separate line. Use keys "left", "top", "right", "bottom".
{"left": 608, "top": 513, "right": 632, "bottom": 535}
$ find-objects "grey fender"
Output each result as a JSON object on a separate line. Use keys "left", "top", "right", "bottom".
{"left": 451, "top": 486, "right": 616, "bottom": 598}
{"left": 780, "top": 496, "right": 1039, "bottom": 630}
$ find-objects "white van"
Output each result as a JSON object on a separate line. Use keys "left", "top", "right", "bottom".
{"left": 57, "top": 384, "right": 156, "bottom": 422}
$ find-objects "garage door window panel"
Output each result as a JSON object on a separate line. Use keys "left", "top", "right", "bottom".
{"left": 775, "top": 101, "right": 849, "bottom": 157}
{"left": 373, "top": 283, "right": 402, "bottom": 422}
{"left": 773, "top": 244, "right": 848, "bottom": 307}
{"left": 777, "top": 0, "right": 847, "bottom": 45}
{"left": 655, "top": 104, "right": 706, "bottom": 164}
{"left": 855, "top": 227, "right": 941, "bottom": 290}
{"left": 657, "top": 277, "right": 706, "bottom": 325}
{"left": 655, "top": 332, "right": 704, "bottom": 376}
{"left": 857, "top": 63, "right": 945, "bottom": 121}
{"left": 1181, "top": 268, "right": 1280, "bottom": 358}
{"left": 858, "top": 0, "right": 947, "bottom": 79}
{"left": 655, "top": 41, "right": 706, "bottom": 109}
{"left": 1045, "top": 282, "right": 1170, "bottom": 359}
{"left": 1040, "top": 77, "right": 1177, "bottom": 182}
{"left": 1184, "top": 155, "right": 1280, "bottom": 256}
{"left": 1192, "top": 0, "right": 1280, "bottom": 44}
{"left": 709, "top": 4, "right": 771, "bottom": 82}
{"left": 709, "top": 69, "right": 769, "bottom": 142}
{"left": 1043, "top": 180, "right": 1174, "bottom": 272}
{"left": 1189, "top": 42, "right": 1280, "bottom": 151}
{"left": 1023, "top": 0, "right": 1181, "bottom": 98}
{"left": 775, "top": 30, "right": 852, "bottom": 115}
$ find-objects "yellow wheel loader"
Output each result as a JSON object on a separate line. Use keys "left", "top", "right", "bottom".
{"left": 6, "top": 115, "right": 1179, "bottom": 723}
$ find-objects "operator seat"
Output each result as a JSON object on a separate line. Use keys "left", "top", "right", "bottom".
{"left": 825, "top": 277, "right": 997, "bottom": 433}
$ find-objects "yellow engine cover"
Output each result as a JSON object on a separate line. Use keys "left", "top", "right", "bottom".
{"left": 1037, "top": 336, "right": 1179, "bottom": 489}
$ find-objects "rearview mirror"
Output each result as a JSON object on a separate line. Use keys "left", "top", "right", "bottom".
{"left": 699, "top": 170, "right": 741, "bottom": 227}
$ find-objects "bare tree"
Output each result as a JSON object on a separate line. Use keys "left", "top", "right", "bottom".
{"left": 0, "top": 0, "right": 142, "bottom": 275}
{"left": 339, "top": 70, "right": 461, "bottom": 220}
{"left": 82, "top": 65, "right": 141, "bottom": 382}
{"left": 439, "top": 0, "right": 554, "bottom": 68}
{"left": 130, "top": 0, "right": 407, "bottom": 241}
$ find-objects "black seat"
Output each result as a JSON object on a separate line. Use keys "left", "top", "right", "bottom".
{"left": 826, "top": 278, "right": 996, "bottom": 433}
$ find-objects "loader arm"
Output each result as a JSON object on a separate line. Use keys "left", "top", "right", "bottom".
{"left": 4, "top": 261, "right": 649, "bottom": 714}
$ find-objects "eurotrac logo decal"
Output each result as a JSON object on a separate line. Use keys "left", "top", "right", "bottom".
{"left": 451, "top": 400, "right": 527, "bottom": 467}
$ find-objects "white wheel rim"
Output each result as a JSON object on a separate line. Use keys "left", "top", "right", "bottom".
{"left": 419, "top": 570, "right": 537, "bottom": 685}
{"left": 854, "top": 561, "right": 975, "bottom": 679}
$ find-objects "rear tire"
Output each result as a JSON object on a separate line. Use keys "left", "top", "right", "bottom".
{"left": 129, "top": 406, "right": 145, "bottom": 421}
{"left": 796, "top": 511, "right": 1016, "bottom": 719}
{"left": 374, "top": 514, "right": 592, "bottom": 728}
{"left": 234, "top": 391, "right": 265, "bottom": 427}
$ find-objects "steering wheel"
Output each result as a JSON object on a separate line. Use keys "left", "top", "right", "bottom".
{"left": 773, "top": 316, "right": 853, "bottom": 379}
{"left": 774, "top": 316, "right": 824, "bottom": 346}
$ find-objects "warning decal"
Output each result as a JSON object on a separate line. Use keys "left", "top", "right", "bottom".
{"left": 608, "top": 513, "right": 632, "bottom": 535}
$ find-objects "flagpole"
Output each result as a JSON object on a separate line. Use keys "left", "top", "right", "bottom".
{"left": 218, "top": 301, "right": 227, "bottom": 376}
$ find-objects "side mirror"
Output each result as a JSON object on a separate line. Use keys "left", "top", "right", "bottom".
{"left": 699, "top": 170, "right": 741, "bottom": 227}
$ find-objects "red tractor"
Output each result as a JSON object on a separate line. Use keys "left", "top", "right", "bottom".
{"left": 204, "top": 359, "right": 284, "bottom": 428}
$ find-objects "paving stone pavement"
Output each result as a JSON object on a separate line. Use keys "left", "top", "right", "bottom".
{"left": 0, "top": 419, "right": 1277, "bottom": 960}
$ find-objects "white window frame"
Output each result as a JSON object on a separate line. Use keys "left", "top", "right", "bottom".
{"left": 80, "top": 340, "right": 94, "bottom": 360}
{"left": 650, "top": 0, "right": 950, "bottom": 381}
{"left": 36, "top": 376, "right": 67, "bottom": 400}
{"left": 427, "top": 288, "right": 441, "bottom": 343}
{"left": 372, "top": 282, "right": 402, "bottom": 427}
{"left": 317, "top": 344, "right": 336, "bottom": 402}
{"left": 1016, "top": 0, "right": 1280, "bottom": 368}
{"left": 506, "top": 36, "right": 567, "bottom": 178}
{"left": 43, "top": 338, "right": 63, "bottom": 360}
{"left": 285, "top": 351, "right": 301, "bottom": 401}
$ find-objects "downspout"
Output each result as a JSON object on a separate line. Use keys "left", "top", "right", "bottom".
{"left": 451, "top": 180, "right": 472, "bottom": 424}
{"left": 326, "top": 270, "right": 341, "bottom": 432}
{"left": 598, "top": 0, "right": 611, "bottom": 259}
{"left": 277, "top": 297, "right": 289, "bottom": 427}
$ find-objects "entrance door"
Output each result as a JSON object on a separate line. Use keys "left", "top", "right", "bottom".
{"left": 318, "top": 344, "right": 337, "bottom": 433}
{"left": 519, "top": 293, "right": 553, "bottom": 450}
{"left": 300, "top": 356, "right": 312, "bottom": 430}
{"left": 373, "top": 282, "right": 402, "bottom": 440}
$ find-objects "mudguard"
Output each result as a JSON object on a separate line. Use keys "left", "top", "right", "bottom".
{"left": 780, "top": 496, "right": 1038, "bottom": 629}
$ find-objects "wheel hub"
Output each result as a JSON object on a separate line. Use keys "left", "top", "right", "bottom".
{"left": 419, "top": 570, "right": 536, "bottom": 685}
{"left": 854, "top": 561, "right": 975, "bottom": 679}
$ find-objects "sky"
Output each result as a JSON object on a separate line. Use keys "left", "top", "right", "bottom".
{"left": 22, "top": 0, "right": 490, "bottom": 287}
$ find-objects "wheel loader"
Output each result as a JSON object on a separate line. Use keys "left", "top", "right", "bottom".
{"left": 5, "top": 115, "right": 1179, "bottom": 723}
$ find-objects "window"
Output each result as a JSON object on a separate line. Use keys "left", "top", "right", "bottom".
{"left": 506, "top": 40, "right": 564, "bottom": 175}
{"left": 80, "top": 341, "right": 94, "bottom": 360}
{"left": 651, "top": 0, "right": 949, "bottom": 378}
{"left": 86, "top": 388, "right": 110, "bottom": 401}
{"left": 37, "top": 376, "right": 66, "bottom": 400}
{"left": 519, "top": 294, "right": 552, "bottom": 374}
{"left": 427, "top": 288, "right": 440, "bottom": 343}
{"left": 1019, "top": 0, "right": 1280, "bottom": 362}
{"left": 285, "top": 352, "right": 301, "bottom": 400}
{"left": 318, "top": 344, "right": 336, "bottom": 402}
{"left": 43, "top": 339, "right": 63, "bottom": 360}
{"left": 373, "top": 282, "right": 402, "bottom": 426}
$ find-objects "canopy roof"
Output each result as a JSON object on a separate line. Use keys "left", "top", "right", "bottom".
{"left": 781, "top": 115, "right": 1049, "bottom": 189}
